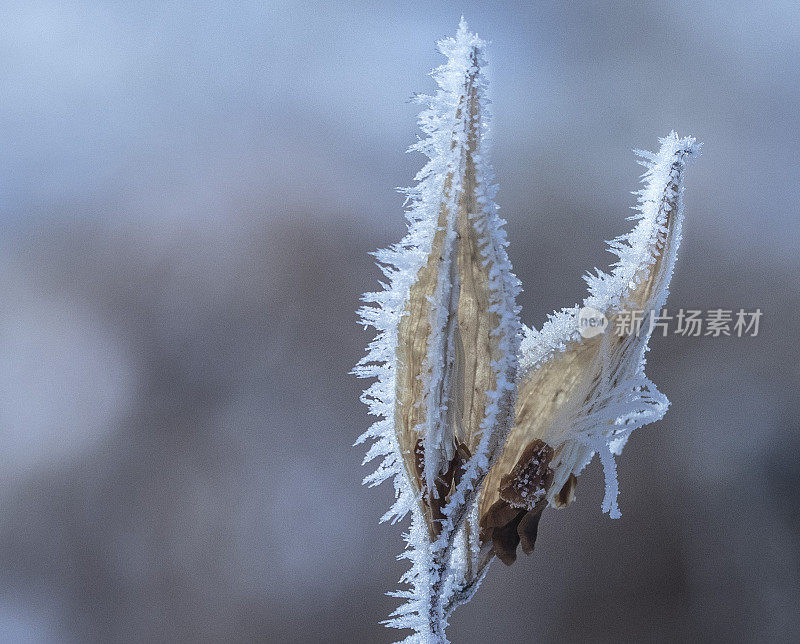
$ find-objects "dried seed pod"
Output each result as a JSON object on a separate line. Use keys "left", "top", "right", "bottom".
{"left": 354, "top": 20, "right": 522, "bottom": 635}
{"left": 479, "top": 134, "right": 700, "bottom": 534}
{"left": 391, "top": 39, "right": 521, "bottom": 538}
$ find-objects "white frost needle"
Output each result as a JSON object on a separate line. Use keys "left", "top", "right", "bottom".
{"left": 353, "top": 18, "right": 700, "bottom": 643}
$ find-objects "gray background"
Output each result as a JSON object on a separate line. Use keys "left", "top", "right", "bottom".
{"left": 0, "top": 1, "right": 798, "bottom": 642}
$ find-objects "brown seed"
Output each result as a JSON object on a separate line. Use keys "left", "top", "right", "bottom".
{"left": 478, "top": 499, "right": 518, "bottom": 529}
{"left": 491, "top": 511, "right": 524, "bottom": 566}
{"left": 553, "top": 473, "right": 578, "bottom": 509}
{"left": 498, "top": 439, "right": 554, "bottom": 511}
{"left": 517, "top": 509, "right": 543, "bottom": 555}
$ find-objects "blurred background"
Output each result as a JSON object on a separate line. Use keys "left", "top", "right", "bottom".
{"left": 0, "top": 1, "right": 798, "bottom": 642}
